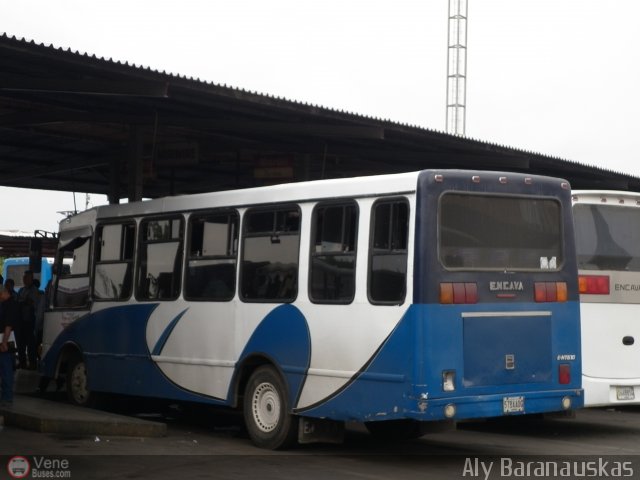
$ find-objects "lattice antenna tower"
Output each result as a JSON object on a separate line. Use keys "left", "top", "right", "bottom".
{"left": 446, "top": 0, "right": 468, "bottom": 136}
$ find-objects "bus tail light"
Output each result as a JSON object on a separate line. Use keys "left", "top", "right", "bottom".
{"left": 440, "top": 283, "right": 478, "bottom": 304}
{"left": 534, "top": 282, "right": 568, "bottom": 302}
{"left": 578, "top": 275, "right": 610, "bottom": 295}
{"left": 559, "top": 364, "right": 571, "bottom": 385}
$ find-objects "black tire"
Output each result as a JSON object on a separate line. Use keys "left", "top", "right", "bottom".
{"left": 66, "top": 354, "right": 94, "bottom": 407}
{"left": 243, "top": 365, "right": 298, "bottom": 449}
{"left": 365, "top": 419, "right": 426, "bottom": 441}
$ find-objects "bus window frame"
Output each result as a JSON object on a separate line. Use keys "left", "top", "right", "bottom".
{"left": 437, "top": 191, "right": 565, "bottom": 273}
{"left": 239, "top": 204, "right": 301, "bottom": 304}
{"left": 308, "top": 199, "right": 359, "bottom": 305}
{"left": 367, "top": 197, "right": 410, "bottom": 305}
{"left": 184, "top": 208, "right": 239, "bottom": 302}
{"left": 135, "top": 214, "right": 185, "bottom": 302}
{"left": 52, "top": 228, "right": 93, "bottom": 310}
{"left": 92, "top": 220, "right": 137, "bottom": 302}
{"left": 573, "top": 202, "right": 640, "bottom": 272}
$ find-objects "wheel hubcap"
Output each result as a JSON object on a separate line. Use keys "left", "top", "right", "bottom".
{"left": 252, "top": 381, "right": 280, "bottom": 433}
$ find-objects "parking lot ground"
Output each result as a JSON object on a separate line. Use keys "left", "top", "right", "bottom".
{"left": 0, "top": 394, "right": 166, "bottom": 437}
{"left": 1, "top": 400, "right": 640, "bottom": 479}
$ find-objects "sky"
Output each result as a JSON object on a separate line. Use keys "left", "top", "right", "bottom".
{"left": 1, "top": 0, "right": 639, "bottom": 233}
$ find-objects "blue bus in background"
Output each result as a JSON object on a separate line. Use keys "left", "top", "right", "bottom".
{"left": 2, "top": 257, "right": 54, "bottom": 291}
{"left": 41, "top": 170, "right": 583, "bottom": 449}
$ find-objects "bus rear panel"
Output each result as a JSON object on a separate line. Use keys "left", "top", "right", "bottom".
{"left": 413, "top": 171, "right": 582, "bottom": 419}
{"left": 573, "top": 191, "right": 640, "bottom": 406}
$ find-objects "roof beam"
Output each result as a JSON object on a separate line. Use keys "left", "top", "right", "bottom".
{"left": 0, "top": 111, "right": 385, "bottom": 143}
{"left": 0, "top": 73, "right": 169, "bottom": 97}
{"left": 0, "top": 160, "right": 109, "bottom": 184}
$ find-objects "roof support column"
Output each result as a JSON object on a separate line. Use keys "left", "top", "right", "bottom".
{"left": 108, "top": 157, "right": 121, "bottom": 204}
{"left": 128, "top": 126, "right": 144, "bottom": 202}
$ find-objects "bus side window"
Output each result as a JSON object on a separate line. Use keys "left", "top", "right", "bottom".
{"left": 309, "top": 201, "right": 358, "bottom": 304}
{"left": 368, "top": 199, "right": 409, "bottom": 304}
{"left": 185, "top": 211, "right": 239, "bottom": 301}
{"left": 93, "top": 223, "right": 136, "bottom": 301}
{"left": 54, "top": 233, "right": 92, "bottom": 309}
{"left": 240, "top": 206, "right": 300, "bottom": 302}
{"left": 136, "top": 217, "right": 184, "bottom": 301}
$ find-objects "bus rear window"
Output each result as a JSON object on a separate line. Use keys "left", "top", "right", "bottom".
{"left": 573, "top": 204, "right": 640, "bottom": 271}
{"left": 439, "top": 193, "right": 562, "bottom": 271}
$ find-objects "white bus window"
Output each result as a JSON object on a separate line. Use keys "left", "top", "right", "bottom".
{"left": 186, "top": 211, "right": 239, "bottom": 301}
{"left": 574, "top": 204, "right": 640, "bottom": 271}
{"left": 93, "top": 223, "right": 136, "bottom": 301}
{"left": 241, "top": 207, "right": 300, "bottom": 302}
{"left": 309, "top": 202, "right": 358, "bottom": 304}
{"left": 136, "top": 217, "right": 184, "bottom": 301}
{"left": 369, "top": 199, "right": 409, "bottom": 304}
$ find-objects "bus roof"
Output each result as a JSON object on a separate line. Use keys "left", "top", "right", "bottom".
{"left": 572, "top": 190, "right": 640, "bottom": 204}
{"left": 64, "top": 171, "right": 421, "bottom": 228}
{"left": 60, "top": 169, "right": 569, "bottom": 230}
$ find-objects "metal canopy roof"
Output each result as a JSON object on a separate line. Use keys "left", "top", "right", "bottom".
{"left": 1, "top": 33, "right": 639, "bottom": 203}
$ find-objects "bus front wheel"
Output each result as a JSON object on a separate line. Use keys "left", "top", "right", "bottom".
{"left": 66, "top": 354, "right": 93, "bottom": 407}
{"left": 243, "top": 365, "right": 298, "bottom": 449}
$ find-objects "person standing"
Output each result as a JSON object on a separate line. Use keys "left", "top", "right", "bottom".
{"left": 0, "top": 284, "right": 19, "bottom": 406}
{"left": 33, "top": 278, "right": 46, "bottom": 345}
{"left": 17, "top": 270, "right": 38, "bottom": 369}
{"left": 5, "top": 278, "right": 17, "bottom": 300}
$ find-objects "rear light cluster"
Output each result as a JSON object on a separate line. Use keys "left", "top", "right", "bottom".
{"left": 558, "top": 364, "right": 571, "bottom": 385}
{"left": 534, "top": 282, "right": 568, "bottom": 303}
{"left": 578, "top": 275, "right": 610, "bottom": 295}
{"left": 440, "top": 282, "right": 570, "bottom": 303}
{"left": 439, "top": 282, "right": 478, "bottom": 304}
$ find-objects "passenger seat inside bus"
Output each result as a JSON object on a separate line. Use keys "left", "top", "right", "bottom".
{"left": 156, "top": 272, "right": 174, "bottom": 299}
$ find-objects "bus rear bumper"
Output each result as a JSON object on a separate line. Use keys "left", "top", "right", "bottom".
{"left": 583, "top": 375, "right": 640, "bottom": 407}
{"left": 397, "top": 389, "right": 584, "bottom": 423}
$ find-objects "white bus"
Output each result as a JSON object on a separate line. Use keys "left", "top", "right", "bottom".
{"left": 41, "top": 170, "right": 582, "bottom": 449}
{"left": 572, "top": 190, "right": 640, "bottom": 406}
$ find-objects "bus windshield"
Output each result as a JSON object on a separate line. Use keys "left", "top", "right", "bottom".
{"left": 439, "top": 193, "right": 562, "bottom": 271}
{"left": 573, "top": 203, "right": 640, "bottom": 271}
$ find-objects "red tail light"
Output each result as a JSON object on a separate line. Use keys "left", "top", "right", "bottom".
{"left": 578, "top": 275, "right": 610, "bottom": 295}
{"left": 440, "top": 283, "right": 478, "bottom": 304}
{"left": 559, "top": 364, "right": 571, "bottom": 385}
{"left": 534, "top": 282, "right": 568, "bottom": 302}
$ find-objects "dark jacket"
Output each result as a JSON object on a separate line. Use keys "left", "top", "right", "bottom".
{"left": 1, "top": 295, "right": 20, "bottom": 333}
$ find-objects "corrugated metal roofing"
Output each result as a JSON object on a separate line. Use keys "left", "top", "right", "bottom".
{"left": 0, "top": 32, "right": 638, "bottom": 199}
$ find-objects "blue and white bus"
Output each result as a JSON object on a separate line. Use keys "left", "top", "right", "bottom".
{"left": 572, "top": 190, "right": 640, "bottom": 406}
{"left": 2, "top": 257, "right": 54, "bottom": 291}
{"left": 41, "top": 170, "right": 582, "bottom": 448}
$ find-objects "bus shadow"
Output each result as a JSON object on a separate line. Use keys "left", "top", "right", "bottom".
{"left": 30, "top": 389, "right": 640, "bottom": 455}
{"left": 457, "top": 409, "right": 640, "bottom": 439}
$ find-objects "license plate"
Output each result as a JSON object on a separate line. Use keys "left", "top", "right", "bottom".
{"left": 616, "top": 386, "right": 635, "bottom": 401}
{"left": 503, "top": 396, "right": 525, "bottom": 413}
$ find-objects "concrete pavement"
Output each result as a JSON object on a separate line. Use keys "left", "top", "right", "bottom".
{"left": 0, "top": 369, "right": 166, "bottom": 437}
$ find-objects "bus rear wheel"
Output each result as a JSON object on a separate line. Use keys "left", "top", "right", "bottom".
{"left": 66, "top": 354, "right": 94, "bottom": 407}
{"left": 243, "top": 365, "right": 297, "bottom": 449}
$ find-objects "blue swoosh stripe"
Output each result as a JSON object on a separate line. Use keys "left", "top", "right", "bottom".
{"left": 151, "top": 308, "right": 189, "bottom": 355}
